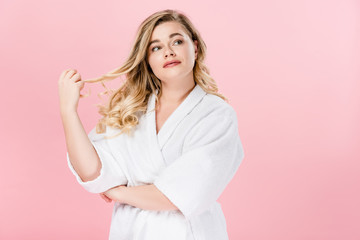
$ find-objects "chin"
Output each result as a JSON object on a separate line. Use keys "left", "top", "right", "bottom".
{"left": 156, "top": 67, "right": 192, "bottom": 81}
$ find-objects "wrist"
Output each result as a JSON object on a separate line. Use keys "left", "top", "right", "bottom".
{"left": 60, "top": 108, "right": 78, "bottom": 117}
{"left": 115, "top": 186, "right": 128, "bottom": 203}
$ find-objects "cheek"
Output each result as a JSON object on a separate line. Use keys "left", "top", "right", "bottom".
{"left": 181, "top": 47, "right": 193, "bottom": 61}
{"left": 148, "top": 57, "right": 156, "bottom": 71}
{"left": 187, "top": 47, "right": 195, "bottom": 59}
{"left": 183, "top": 49, "right": 195, "bottom": 66}
{"left": 148, "top": 55, "right": 161, "bottom": 69}
{"left": 148, "top": 56, "right": 163, "bottom": 76}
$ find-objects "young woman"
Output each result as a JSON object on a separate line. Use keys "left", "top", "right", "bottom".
{"left": 58, "top": 9, "right": 245, "bottom": 240}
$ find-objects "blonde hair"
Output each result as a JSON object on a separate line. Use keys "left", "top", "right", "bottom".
{"left": 81, "top": 9, "right": 228, "bottom": 138}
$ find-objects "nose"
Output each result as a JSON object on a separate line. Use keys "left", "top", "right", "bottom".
{"left": 164, "top": 46, "right": 175, "bottom": 58}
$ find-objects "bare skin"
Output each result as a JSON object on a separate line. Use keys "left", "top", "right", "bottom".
{"left": 58, "top": 69, "right": 103, "bottom": 182}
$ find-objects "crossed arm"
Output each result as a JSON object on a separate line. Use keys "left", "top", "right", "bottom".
{"left": 101, "top": 184, "right": 179, "bottom": 211}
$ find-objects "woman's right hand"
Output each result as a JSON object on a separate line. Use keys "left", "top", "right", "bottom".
{"left": 99, "top": 192, "right": 113, "bottom": 203}
{"left": 58, "top": 69, "right": 84, "bottom": 114}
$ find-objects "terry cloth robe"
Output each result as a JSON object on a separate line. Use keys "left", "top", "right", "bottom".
{"left": 66, "top": 84, "right": 245, "bottom": 240}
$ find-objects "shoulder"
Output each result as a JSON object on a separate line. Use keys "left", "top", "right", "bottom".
{"left": 193, "top": 93, "right": 238, "bottom": 123}
{"left": 183, "top": 93, "right": 240, "bottom": 149}
{"left": 184, "top": 93, "right": 239, "bottom": 139}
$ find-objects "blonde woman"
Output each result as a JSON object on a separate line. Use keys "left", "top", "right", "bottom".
{"left": 58, "top": 9, "right": 244, "bottom": 240}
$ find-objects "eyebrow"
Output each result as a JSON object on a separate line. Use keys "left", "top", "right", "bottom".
{"left": 148, "top": 33, "right": 184, "bottom": 47}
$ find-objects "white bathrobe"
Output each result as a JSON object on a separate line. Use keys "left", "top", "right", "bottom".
{"left": 67, "top": 84, "right": 245, "bottom": 240}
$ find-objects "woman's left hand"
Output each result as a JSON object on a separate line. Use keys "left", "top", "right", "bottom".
{"left": 101, "top": 185, "right": 127, "bottom": 203}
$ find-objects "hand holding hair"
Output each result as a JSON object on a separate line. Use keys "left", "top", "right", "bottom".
{"left": 58, "top": 68, "right": 85, "bottom": 114}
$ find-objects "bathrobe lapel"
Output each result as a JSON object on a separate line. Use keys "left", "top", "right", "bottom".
{"left": 146, "top": 84, "right": 207, "bottom": 151}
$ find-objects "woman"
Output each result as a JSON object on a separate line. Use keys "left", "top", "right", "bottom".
{"left": 58, "top": 9, "right": 245, "bottom": 240}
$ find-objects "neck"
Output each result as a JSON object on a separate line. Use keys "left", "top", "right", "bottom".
{"left": 158, "top": 81, "right": 196, "bottom": 106}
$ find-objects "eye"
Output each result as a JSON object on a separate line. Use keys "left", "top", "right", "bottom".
{"left": 174, "top": 39, "right": 183, "bottom": 45}
{"left": 151, "top": 46, "right": 160, "bottom": 52}
{"left": 150, "top": 39, "right": 183, "bottom": 52}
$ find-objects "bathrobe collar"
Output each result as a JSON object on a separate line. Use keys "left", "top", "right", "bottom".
{"left": 146, "top": 84, "right": 207, "bottom": 150}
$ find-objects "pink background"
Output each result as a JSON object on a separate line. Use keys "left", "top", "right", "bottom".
{"left": 0, "top": 0, "right": 359, "bottom": 239}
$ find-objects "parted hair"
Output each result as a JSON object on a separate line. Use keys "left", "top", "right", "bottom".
{"left": 81, "top": 9, "right": 227, "bottom": 138}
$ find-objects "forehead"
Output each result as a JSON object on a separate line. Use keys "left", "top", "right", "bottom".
{"left": 150, "top": 21, "right": 189, "bottom": 41}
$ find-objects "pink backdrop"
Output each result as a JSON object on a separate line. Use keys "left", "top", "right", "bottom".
{"left": 0, "top": 0, "right": 359, "bottom": 239}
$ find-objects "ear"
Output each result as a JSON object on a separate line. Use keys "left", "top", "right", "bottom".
{"left": 193, "top": 40, "right": 198, "bottom": 59}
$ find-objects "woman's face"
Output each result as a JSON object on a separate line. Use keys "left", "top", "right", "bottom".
{"left": 147, "top": 21, "right": 198, "bottom": 85}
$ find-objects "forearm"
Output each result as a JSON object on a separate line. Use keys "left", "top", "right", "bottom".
{"left": 61, "top": 110, "right": 101, "bottom": 182}
{"left": 118, "top": 184, "right": 178, "bottom": 211}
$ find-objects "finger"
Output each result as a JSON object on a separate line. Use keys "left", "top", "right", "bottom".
{"left": 79, "top": 82, "right": 85, "bottom": 91}
{"left": 103, "top": 193, "right": 113, "bottom": 202}
{"left": 75, "top": 80, "right": 84, "bottom": 88}
{"left": 65, "top": 69, "right": 77, "bottom": 80}
{"left": 69, "top": 71, "right": 80, "bottom": 82}
{"left": 101, "top": 193, "right": 112, "bottom": 202}
{"left": 100, "top": 193, "right": 110, "bottom": 202}
{"left": 102, "top": 192, "right": 110, "bottom": 199}
{"left": 59, "top": 69, "right": 71, "bottom": 81}
{"left": 64, "top": 69, "right": 76, "bottom": 78}
{"left": 71, "top": 72, "right": 82, "bottom": 83}
{"left": 64, "top": 71, "right": 76, "bottom": 81}
{"left": 101, "top": 195, "right": 110, "bottom": 202}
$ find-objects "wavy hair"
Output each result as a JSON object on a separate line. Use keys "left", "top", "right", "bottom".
{"left": 81, "top": 9, "right": 227, "bottom": 138}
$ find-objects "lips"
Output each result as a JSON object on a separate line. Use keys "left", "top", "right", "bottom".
{"left": 163, "top": 60, "right": 181, "bottom": 68}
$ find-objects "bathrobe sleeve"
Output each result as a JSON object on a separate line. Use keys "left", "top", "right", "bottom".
{"left": 66, "top": 126, "right": 128, "bottom": 194}
{"left": 153, "top": 112, "right": 245, "bottom": 220}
